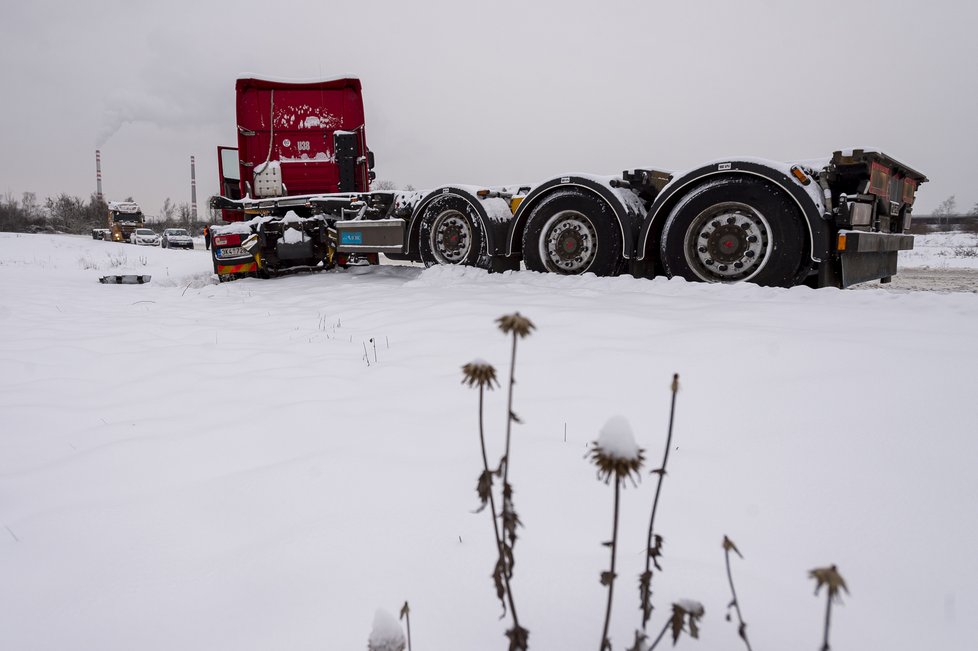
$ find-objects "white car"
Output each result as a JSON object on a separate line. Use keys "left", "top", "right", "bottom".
{"left": 161, "top": 228, "right": 194, "bottom": 249}
{"left": 130, "top": 228, "right": 161, "bottom": 246}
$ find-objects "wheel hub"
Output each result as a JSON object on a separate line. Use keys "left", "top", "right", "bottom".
{"left": 707, "top": 224, "right": 749, "bottom": 263}
{"left": 557, "top": 229, "right": 583, "bottom": 258}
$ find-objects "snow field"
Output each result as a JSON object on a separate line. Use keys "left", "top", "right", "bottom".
{"left": 0, "top": 232, "right": 976, "bottom": 650}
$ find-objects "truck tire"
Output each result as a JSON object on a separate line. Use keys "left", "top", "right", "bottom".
{"left": 521, "top": 188, "right": 622, "bottom": 276}
{"left": 418, "top": 195, "right": 489, "bottom": 269}
{"left": 659, "top": 177, "right": 805, "bottom": 287}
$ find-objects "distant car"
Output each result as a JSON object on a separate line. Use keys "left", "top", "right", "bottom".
{"left": 91, "top": 228, "right": 110, "bottom": 240}
{"left": 161, "top": 228, "right": 194, "bottom": 249}
{"left": 130, "top": 228, "right": 160, "bottom": 246}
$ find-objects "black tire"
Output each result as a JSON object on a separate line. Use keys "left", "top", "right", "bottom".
{"left": 417, "top": 195, "right": 489, "bottom": 269}
{"left": 521, "top": 188, "right": 623, "bottom": 276}
{"left": 659, "top": 177, "right": 806, "bottom": 287}
{"left": 161, "top": 240, "right": 168, "bottom": 249}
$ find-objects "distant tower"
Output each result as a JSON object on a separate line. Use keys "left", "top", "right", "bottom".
{"left": 190, "top": 155, "right": 198, "bottom": 221}
{"left": 95, "top": 150, "right": 103, "bottom": 202}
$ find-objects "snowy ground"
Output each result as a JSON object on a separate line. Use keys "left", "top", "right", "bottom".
{"left": 1, "top": 232, "right": 976, "bottom": 651}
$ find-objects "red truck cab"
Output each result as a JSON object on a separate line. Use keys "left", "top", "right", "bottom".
{"left": 216, "top": 76, "right": 374, "bottom": 222}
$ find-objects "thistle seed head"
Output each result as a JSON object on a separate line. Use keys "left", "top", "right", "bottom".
{"left": 809, "top": 564, "right": 849, "bottom": 601}
{"left": 589, "top": 444, "right": 646, "bottom": 485}
{"left": 462, "top": 360, "right": 498, "bottom": 389}
{"left": 496, "top": 312, "right": 535, "bottom": 338}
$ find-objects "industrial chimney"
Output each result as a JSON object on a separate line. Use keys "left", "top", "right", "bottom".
{"left": 190, "top": 155, "right": 198, "bottom": 221}
{"left": 95, "top": 150, "right": 103, "bottom": 202}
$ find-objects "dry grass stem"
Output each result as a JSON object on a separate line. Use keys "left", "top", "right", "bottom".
{"left": 810, "top": 565, "right": 848, "bottom": 651}
{"left": 640, "top": 373, "right": 680, "bottom": 631}
{"left": 722, "top": 536, "right": 753, "bottom": 651}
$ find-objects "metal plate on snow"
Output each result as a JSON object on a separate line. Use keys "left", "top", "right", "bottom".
{"left": 99, "top": 275, "right": 152, "bottom": 284}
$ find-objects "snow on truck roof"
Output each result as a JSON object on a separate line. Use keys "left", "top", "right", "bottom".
{"left": 107, "top": 201, "right": 141, "bottom": 213}
{"left": 235, "top": 75, "right": 362, "bottom": 92}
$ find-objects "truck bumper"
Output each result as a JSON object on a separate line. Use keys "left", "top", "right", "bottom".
{"left": 836, "top": 230, "right": 914, "bottom": 288}
{"left": 215, "top": 261, "right": 258, "bottom": 275}
{"left": 213, "top": 250, "right": 258, "bottom": 276}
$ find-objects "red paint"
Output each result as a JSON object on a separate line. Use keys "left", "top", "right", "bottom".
{"left": 225, "top": 77, "right": 371, "bottom": 215}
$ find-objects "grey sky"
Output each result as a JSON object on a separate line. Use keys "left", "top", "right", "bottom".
{"left": 2, "top": 0, "right": 976, "bottom": 218}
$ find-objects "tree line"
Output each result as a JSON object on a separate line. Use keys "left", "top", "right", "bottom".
{"left": 0, "top": 191, "right": 211, "bottom": 235}
{"left": 930, "top": 196, "right": 978, "bottom": 221}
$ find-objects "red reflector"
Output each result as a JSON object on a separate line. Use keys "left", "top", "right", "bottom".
{"left": 869, "top": 161, "right": 891, "bottom": 197}
{"left": 213, "top": 233, "right": 241, "bottom": 247}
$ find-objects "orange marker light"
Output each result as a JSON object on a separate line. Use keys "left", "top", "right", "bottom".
{"left": 790, "top": 165, "right": 811, "bottom": 185}
{"left": 837, "top": 234, "right": 847, "bottom": 251}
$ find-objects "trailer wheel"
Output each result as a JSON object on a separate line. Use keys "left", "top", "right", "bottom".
{"left": 521, "top": 188, "right": 622, "bottom": 276}
{"left": 659, "top": 177, "right": 806, "bottom": 287}
{"left": 418, "top": 196, "right": 489, "bottom": 269}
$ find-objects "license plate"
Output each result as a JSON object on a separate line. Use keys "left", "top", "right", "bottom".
{"left": 216, "top": 246, "right": 249, "bottom": 258}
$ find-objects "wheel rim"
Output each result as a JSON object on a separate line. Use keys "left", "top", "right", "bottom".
{"left": 683, "top": 201, "right": 772, "bottom": 282}
{"left": 429, "top": 209, "right": 472, "bottom": 264}
{"left": 539, "top": 210, "right": 598, "bottom": 274}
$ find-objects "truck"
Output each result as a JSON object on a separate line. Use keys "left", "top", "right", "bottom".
{"left": 209, "top": 76, "right": 927, "bottom": 288}
{"left": 103, "top": 201, "right": 146, "bottom": 243}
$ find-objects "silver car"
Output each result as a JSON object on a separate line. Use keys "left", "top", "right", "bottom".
{"left": 161, "top": 228, "right": 194, "bottom": 249}
{"left": 130, "top": 228, "right": 161, "bottom": 246}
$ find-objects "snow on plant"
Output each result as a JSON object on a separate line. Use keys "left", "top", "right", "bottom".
{"left": 367, "top": 608, "right": 407, "bottom": 651}
{"left": 951, "top": 246, "right": 978, "bottom": 258}
{"left": 106, "top": 252, "right": 127, "bottom": 268}
{"left": 588, "top": 416, "right": 645, "bottom": 651}
{"left": 461, "top": 311, "right": 535, "bottom": 651}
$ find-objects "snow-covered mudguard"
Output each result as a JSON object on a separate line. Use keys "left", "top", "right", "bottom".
{"left": 505, "top": 175, "right": 643, "bottom": 258}
{"left": 635, "top": 160, "right": 829, "bottom": 268}
{"left": 405, "top": 186, "right": 515, "bottom": 263}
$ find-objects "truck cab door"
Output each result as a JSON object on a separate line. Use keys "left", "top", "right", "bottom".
{"left": 217, "top": 146, "right": 244, "bottom": 222}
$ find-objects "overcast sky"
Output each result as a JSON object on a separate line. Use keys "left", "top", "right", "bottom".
{"left": 1, "top": 0, "right": 976, "bottom": 218}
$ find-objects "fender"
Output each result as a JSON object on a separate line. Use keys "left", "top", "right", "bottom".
{"left": 635, "top": 160, "right": 829, "bottom": 265}
{"left": 505, "top": 175, "right": 643, "bottom": 258}
{"left": 405, "top": 186, "right": 506, "bottom": 256}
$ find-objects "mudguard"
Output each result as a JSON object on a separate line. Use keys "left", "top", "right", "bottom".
{"left": 405, "top": 186, "right": 514, "bottom": 258}
{"left": 635, "top": 159, "right": 829, "bottom": 266}
{"left": 505, "top": 175, "right": 644, "bottom": 258}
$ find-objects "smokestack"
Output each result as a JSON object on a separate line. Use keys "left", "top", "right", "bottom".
{"left": 190, "top": 155, "right": 198, "bottom": 221}
{"left": 96, "top": 150, "right": 103, "bottom": 202}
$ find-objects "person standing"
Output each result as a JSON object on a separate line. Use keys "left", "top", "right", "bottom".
{"left": 204, "top": 225, "right": 211, "bottom": 250}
